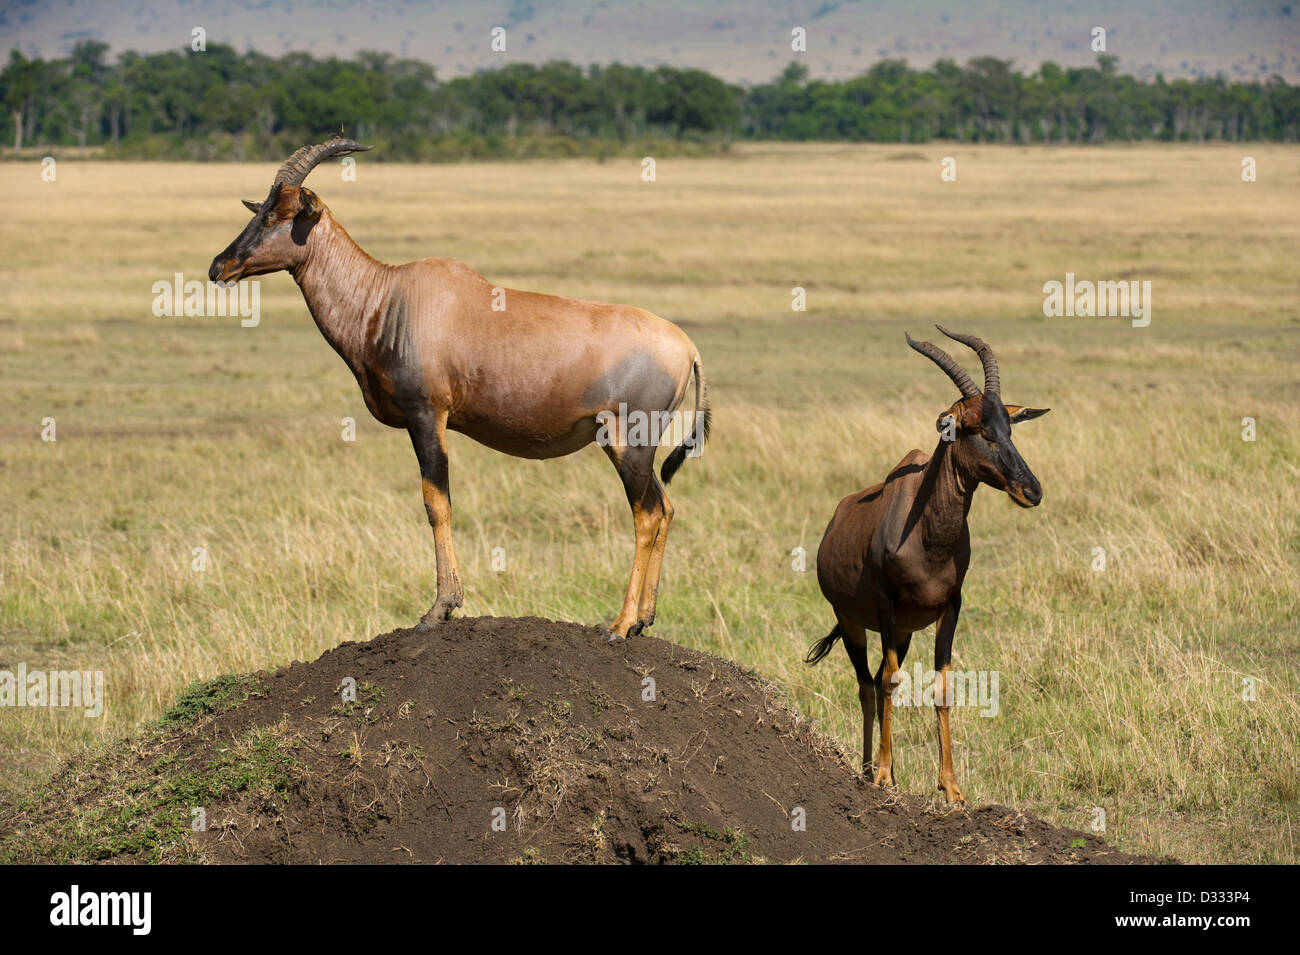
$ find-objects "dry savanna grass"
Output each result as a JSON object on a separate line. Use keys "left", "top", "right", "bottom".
{"left": 1, "top": 143, "right": 1297, "bottom": 863}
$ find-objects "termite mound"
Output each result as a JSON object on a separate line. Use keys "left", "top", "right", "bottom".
{"left": 0, "top": 616, "right": 1164, "bottom": 865}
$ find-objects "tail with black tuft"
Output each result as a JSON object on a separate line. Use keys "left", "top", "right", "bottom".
{"left": 804, "top": 623, "right": 844, "bottom": 665}
{"left": 661, "top": 356, "right": 711, "bottom": 485}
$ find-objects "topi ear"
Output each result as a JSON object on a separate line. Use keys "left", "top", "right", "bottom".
{"left": 242, "top": 199, "right": 262, "bottom": 213}
{"left": 1005, "top": 405, "right": 1050, "bottom": 424}
{"left": 298, "top": 186, "right": 323, "bottom": 220}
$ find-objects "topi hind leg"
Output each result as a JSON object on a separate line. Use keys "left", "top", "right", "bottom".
{"left": 408, "top": 407, "right": 464, "bottom": 630}
{"left": 635, "top": 482, "right": 673, "bottom": 631}
{"left": 602, "top": 443, "right": 664, "bottom": 642}
{"left": 872, "top": 590, "right": 905, "bottom": 788}
{"left": 839, "top": 621, "right": 875, "bottom": 775}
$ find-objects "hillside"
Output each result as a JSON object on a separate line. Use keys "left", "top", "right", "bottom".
{"left": 6, "top": 0, "right": 1297, "bottom": 83}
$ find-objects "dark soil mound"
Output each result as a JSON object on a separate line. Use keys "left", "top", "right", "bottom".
{"left": 0, "top": 616, "right": 1160, "bottom": 864}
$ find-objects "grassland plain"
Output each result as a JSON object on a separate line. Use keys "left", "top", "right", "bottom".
{"left": 1, "top": 143, "right": 1297, "bottom": 863}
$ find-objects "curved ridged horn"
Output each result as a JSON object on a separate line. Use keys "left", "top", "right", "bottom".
{"left": 274, "top": 133, "right": 373, "bottom": 188}
{"left": 905, "top": 332, "right": 980, "bottom": 398}
{"left": 935, "top": 324, "right": 999, "bottom": 396}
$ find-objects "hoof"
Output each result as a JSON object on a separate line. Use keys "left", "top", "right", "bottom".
{"left": 605, "top": 619, "right": 643, "bottom": 642}
{"left": 938, "top": 783, "right": 966, "bottom": 805}
{"left": 605, "top": 621, "right": 644, "bottom": 643}
{"left": 416, "top": 598, "right": 460, "bottom": 631}
{"left": 604, "top": 615, "right": 645, "bottom": 643}
{"left": 871, "top": 768, "right": 895, "bottom": 788}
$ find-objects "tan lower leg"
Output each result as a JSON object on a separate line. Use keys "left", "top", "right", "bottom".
{"left": 873, "top": 650, "right": 900, "bottom": 787}
{"left": 609, "top": 504, "right": 659, "bottom": 638}
{"left": 934, "top": 665, "right": 964, "bottom": 803}
{"left": 420, "top": 477, "right": 462, "bottom": 620}
{"left": 636, "top": 498, "right": 673, "bottom": 626}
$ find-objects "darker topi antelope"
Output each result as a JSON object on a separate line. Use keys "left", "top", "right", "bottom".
{"left": 805, "top": 326, "right": 1048, "bottom": 803}
{"left": 209, "top": 136, "right": 710, "bottom": 641}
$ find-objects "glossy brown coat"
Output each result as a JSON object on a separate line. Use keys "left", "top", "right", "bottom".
{"left": 807, "top": 328, "right": 1048, "bottom": 804}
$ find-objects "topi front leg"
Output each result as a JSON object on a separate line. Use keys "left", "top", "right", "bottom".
{"left": 408, "top": 407, "right": 464, "bottom": 630}
{"left": 933, "top": 594, "right": 966, "bottom": 804}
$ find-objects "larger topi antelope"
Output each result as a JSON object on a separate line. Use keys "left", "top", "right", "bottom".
{"left": 806, "top": 326, "right": 1048, "bottom": 803}
{"left": 209, "top": 136, "right": 710, "bottom": 642}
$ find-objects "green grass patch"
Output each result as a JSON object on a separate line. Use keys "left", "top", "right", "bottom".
{"left": 154, "top": 674, "right": 263, "bottom": 727}
{"left": 673, "top": 819, "right": 756, "bottom": 865}
{"left": 0, "top": 720, "right": 302, "bottom": 864}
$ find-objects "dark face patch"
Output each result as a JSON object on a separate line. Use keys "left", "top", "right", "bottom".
{"left": 209, "top": 183, "right": 281, "bottom": 281}
{"left": 954, "top": 391, "right": 1043, "bottom": 506}
{"left": 209, "top": 183, "right": 319, "bottom": 281}
{"left": 979, "top": 392, "right": 1012, "bottom": 444}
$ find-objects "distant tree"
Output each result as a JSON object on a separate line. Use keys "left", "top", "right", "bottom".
{"left": 1, "top": 51, "right": 42, "bottom": 149}
{"left": 68, "top": 41, "right": 112, "bottom": 147}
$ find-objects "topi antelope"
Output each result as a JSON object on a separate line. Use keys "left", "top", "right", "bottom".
{"left": 209, "top": 136, "right": 710, "bottom": 642}
{"left": 805, "top": 326, "right": 1048, "bottom": 803}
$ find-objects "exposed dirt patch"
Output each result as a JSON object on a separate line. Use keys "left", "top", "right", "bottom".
{"left": 0, "top": 616, "right": 1164, "bottom": 864}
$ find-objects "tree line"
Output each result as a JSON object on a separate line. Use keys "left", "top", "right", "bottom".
{"left": 3, "top": 41, "right": 1297, "bottom": 159}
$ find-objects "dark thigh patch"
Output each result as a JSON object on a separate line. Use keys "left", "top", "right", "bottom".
{"left": 582, "top": 350, "right": 679, "bottom": 414}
